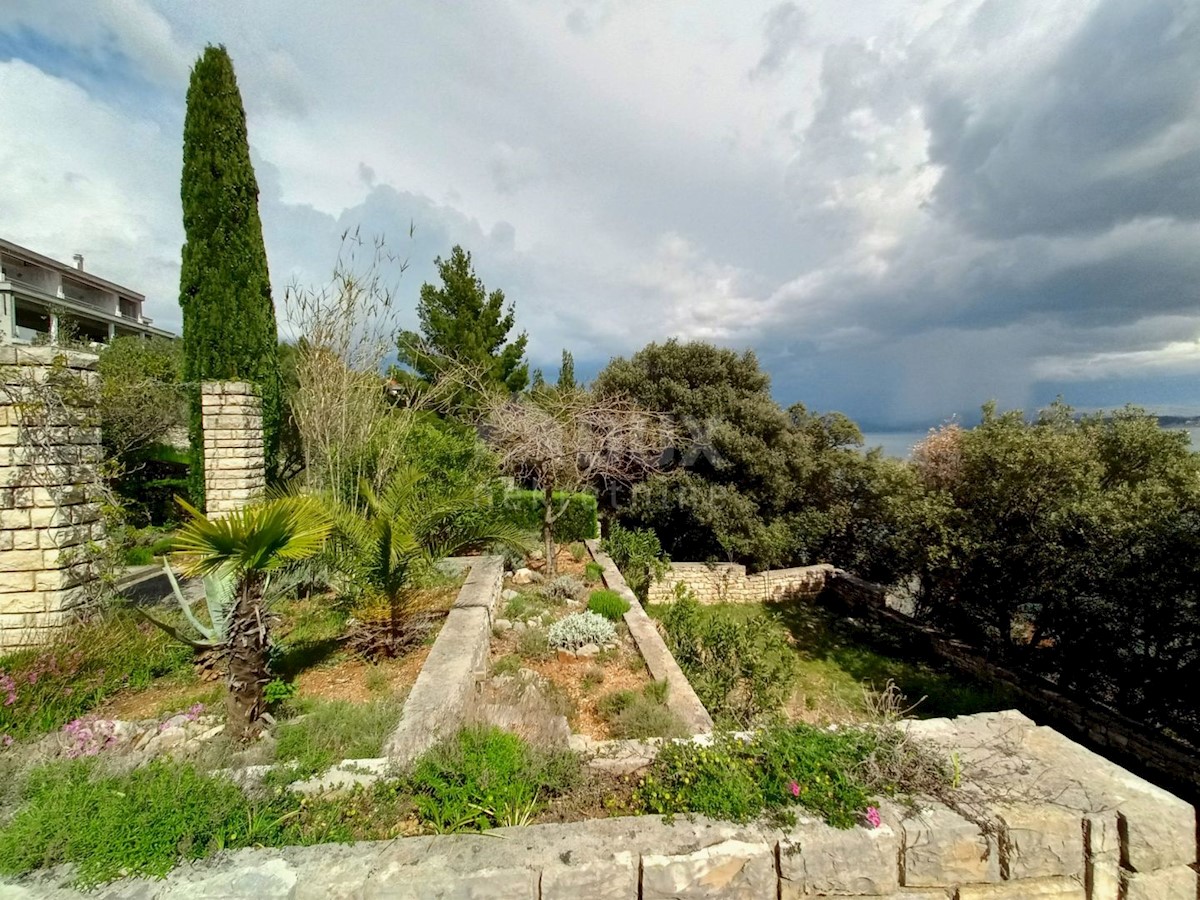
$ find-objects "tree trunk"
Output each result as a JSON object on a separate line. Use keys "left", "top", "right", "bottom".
{"left": 543, "top": 484, "right": 557, "bottom": 576}
{"left": 224, "top": 575, "right": 270, "bottom": 742}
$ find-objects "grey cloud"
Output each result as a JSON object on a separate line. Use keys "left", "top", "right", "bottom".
{"left": 751, "top": 3, "right": 808, "bottom": 79}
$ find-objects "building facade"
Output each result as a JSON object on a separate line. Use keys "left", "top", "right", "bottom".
{"left": 0, "top": 238, "right": 174, "bottom": 344}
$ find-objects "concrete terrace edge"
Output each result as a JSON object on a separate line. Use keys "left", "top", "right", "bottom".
{"left": 584, "top": 539, "right": 714, "bottom": 734}
{"left": 380, "top": 555, "right": 504, "bottom": 762}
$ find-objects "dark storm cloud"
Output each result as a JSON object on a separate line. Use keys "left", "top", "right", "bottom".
{"left": 928, "top": 0, "right": 1200, "bottom": 239}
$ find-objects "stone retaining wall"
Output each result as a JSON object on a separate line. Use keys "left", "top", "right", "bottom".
{"left": 382, "top": 556, "right": 504, "bottom": 762}
{"left": 0, "top": 347, "right": 104, "bottom": 649}
{"left": 200, "top": 381, "right": 265, "bottom": 516}
{"left": 585, "top": 539, "right": 714, "bottom": 734}
{"left": 647, "top": 560, "right": 832, "bottom": 604}
{"left": 11, "top": 712, "right": 1196, "bottom": 899}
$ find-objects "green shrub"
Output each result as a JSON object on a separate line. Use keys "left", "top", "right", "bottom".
{"left": 597, "top": 682, "right": 684, "bottom": 739}
{"left": 658, "top": 589, "right": 796, "bottom": 727}
{"left": 569, "top": 542, "right": 587, "bottom": 562}
{"left": 544, "top": 575, "right": 586, "bottom": 602}
{"left": 547, "top": 611, "right": 616, "bottom": 650}
{"left": 504, "top": 490, "right": 598, "bottom": 542}
{"left": 0, "top": 614, "right": 192, "bottom": 742}
{"left": 583, "top": 561, "right": 604, "bottom": 584}
{"left": 633, "top": 723, "right": 901, "bottom": 828}
{"left": 587, "top": 589, "right": 631, "bottom": 621}
{"left": 406, "top": 726, "right": 579, "bottom": 832}
{"left": 0, "top": 759, "right": 293, "bottom": 886}
{"left": 517, "top": 627, "right": 551, "bottom": 660}
{"left": 602, "top": 524, "right": 668, "bottom": 600}
{"left": 275, "top": 698, "right": 403, "bottom": 777}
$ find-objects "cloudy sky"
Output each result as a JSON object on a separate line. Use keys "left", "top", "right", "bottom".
{"left": 1, "top": 0, "right": 1197, "bottom": 428}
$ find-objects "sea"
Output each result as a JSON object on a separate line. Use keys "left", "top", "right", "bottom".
{"left": 860, "top": 427, "right": 1200, "bottom": 460}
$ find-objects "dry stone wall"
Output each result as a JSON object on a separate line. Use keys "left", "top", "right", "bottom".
{"left": 200, "top": 381, "right": 265, "bottom": 516}
{"left": 647, "top": 560, "right": 832, "bottom": 604}
{"left": 0, "top": 347, "right": 104, "bottom": 650}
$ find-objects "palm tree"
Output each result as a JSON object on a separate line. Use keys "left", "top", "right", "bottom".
{"left": 333, "top": 465, "right": 526, "bottom": 655}
{"left": 174, "top": 495, "right": 332, "bottom": 741}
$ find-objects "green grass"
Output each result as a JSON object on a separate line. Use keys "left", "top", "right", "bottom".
{"left": 272, "top": 598, "right": 350, "bottom": 678}
{"left": 0, "top": 612, "right": 193, "bottom": 742}
{"left": 763, "top": 598, "right": 1016, "bottom": 719}
{"left": 0, "top": 759, "right": 296, "bottom": 887}
{"left": 275, "top": 698, "right": 404, "bottom": 777}
{"left": 649, "top": 597, "right": 1013, "bottom": 722}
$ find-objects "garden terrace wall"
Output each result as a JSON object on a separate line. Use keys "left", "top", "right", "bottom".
{"left": 11, "top": 712, "right": 1197, "bottom": 898}
{"left": 0, "top": 346, "right": 104, "bottom": 650}
{"left": 382, "top": 555, "right": 504, "bottom": 763}
{"left": 585, "top": 539, "right": 713, "bottom": 734}
{"left": 646, "top": 560, "right": 832, "bottom": 604}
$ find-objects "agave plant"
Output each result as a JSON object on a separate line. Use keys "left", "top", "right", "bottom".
{"left": 333, "top": 465, "right": 527, "bottom": 655}
{"left": 134, "top": 563, "right": 236, "bottom": 682}
{"left": 173, "top": 495, "right": 332, "bottom": 741}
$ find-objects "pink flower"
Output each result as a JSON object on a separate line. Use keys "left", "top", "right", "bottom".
{"left": 1, "top": 735, "right": 12, "bottom": 749}
{"left": 865, "top": 807, "right": 882, "bottom": 829}
{"left": 788, "top": 780, "right": 801, "bottom": 798}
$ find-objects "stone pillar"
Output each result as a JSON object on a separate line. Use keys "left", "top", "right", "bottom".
{"left": 0, "top": 346, "right": 104, "bottom": 649}
{"left": 201, "top": 381, "right": 265, "bottom": 516}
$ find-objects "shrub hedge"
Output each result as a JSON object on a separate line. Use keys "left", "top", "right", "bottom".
{"left": 503, "top": 490, "right": 597, "bottom": 542}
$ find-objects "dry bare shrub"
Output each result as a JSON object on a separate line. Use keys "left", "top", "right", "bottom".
{"left": 480, "top": 389, "right": 675, "bottom": 572}
{"left": 911, "top": 421, "right": 964, "bottom": 489}
{"left": 284, "top": 231, "right": 418, "bottom": 503}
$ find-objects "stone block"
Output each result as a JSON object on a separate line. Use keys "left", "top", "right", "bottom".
{"left": 1122, "top": 866, "right": 1198, "bottom": 900}
{"left": 542, "top": 852, "right": 639, "bottom": 899}
{"left": 901, "top": 803, "right": 1000, "bottom": 887}
{"left": 995, "top": 802, "right": 1084, "bottom": 879}
{"left": 0, "top": 508, "right": 29, "bottom": 528}
{"left": 0, "top": 570, "right": 35, "bottom": 592}
{"left": 11, "top": 530, "right": 37, "bottom": 550}
{"left": 641, "top": 839, "right": 776, "bottom": 899}
{"left": 955, "top": 876, "right": 1085, "bottom": 898}
{"left": 1084, "top": 811, "right": 1121, "bottom": 900}
{"left": 0, "top": 591, "right": 45, "bottom": 613}
{"left": 363, "top": 865, "right": 539, "bottom": 899}
{"left": 1118, "top": 797, "right": 1196, "bottom": 872}
{"left": 0, "top": 549, "right": 48, "bottom": 572}
{"left": 779, "top": 819, "right": 899, "bottom": 897}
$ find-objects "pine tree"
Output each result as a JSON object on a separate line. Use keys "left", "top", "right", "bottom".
{"left": 179, "top": 45, "right": 281, "bottom": 507}
{"left": 396, "top": 246, "right": 528, "bottom": 403}
{"left": 558, "top": 349, "right": 576, "bottom": 391}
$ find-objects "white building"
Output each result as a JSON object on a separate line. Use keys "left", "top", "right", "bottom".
{"left": 0, "top": 237, "right": 174, "bottom": 344}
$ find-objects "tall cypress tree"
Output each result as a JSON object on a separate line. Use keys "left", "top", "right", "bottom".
{"left": 179, "top": 45, "right": 281, "bottom": 506}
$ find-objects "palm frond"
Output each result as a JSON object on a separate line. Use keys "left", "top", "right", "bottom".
{"left": 174, "top": 495, "right": 333, "bottom": 578}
